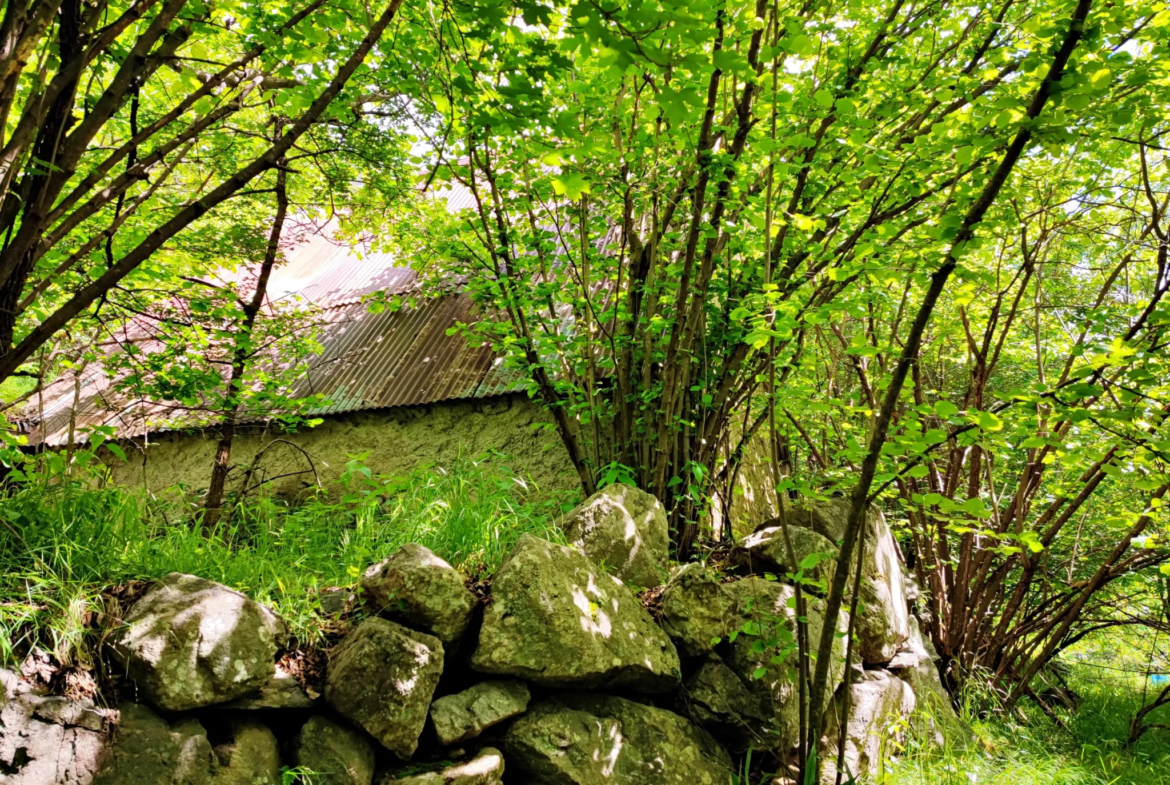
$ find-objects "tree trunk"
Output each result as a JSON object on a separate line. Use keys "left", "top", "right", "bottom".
{"left": 202, "top": 163, "right": 288, "bottom": 531}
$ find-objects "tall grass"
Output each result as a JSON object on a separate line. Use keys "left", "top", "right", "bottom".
{"left": 887, "top": 667, "right": 1170, "bottom": 785}
{"left": 0, "top": 453, "right": 572, "bottom": 666}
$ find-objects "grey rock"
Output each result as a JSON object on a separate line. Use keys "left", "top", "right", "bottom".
{"left": 821, "top": 669, "right": 914, "bottom": 785}
{"left": 679, "top": 655, "right": 770, "bottom": 748}
{"left": 723, "top": 578, "right": 850, "bottom": 753}
{"left": 430, "top": 680, "right": 530, "bottom": 745}
{"left": 734, "top": 525, "right": 841, "bottom": 588}
{"left": 90, "top": 706, "right": 281, "bottom": 785}
{"left": 890, "top": 619, "right": 971, "bottom": 749}
{"left": 380, "top": 747, "right": 504, "bottom": 785}
{"left": 222, "top": 663, "right": 315, "bottom": 709}
{"left": 92, "top": 703, "right": 216, "bottom": 785}
{"left": 0, "top": 693, "right": 113, "bottom": 785}
{"left": 291, "top": 715, "right": 375, "bottom": 785}
{"left": 325, "top": 617, "right": 444, "bottom": 759}
{"left": 505, "top": 694, "right": 731, "bottom": 785}
{"left": 319, "top": 588, "right": 356, "bottom": 616}
{"left": 210, "top": 719, "right": 281, "bottom": 785}
{"left": 854, "top": 510, "right": 911, "bottom": 663}
{"left": 111, "top": 573, "right": 287, "bottom": 712}
{"left": 361, "top": 545, "right": 477, "bottom": 645}
{"left": 471, "top": 535, "right": 680, "bottom": 691}
{"left": 658, "top": 564, "right": 735, "bottom": 657}
{"left": 560, "top": 484, "right": 668, "bottom": 588}
{"left": 745, "top": 502, "right": 910, "bottom": 664}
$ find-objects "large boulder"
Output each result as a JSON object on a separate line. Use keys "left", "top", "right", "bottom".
{"left": 91, "top": 703, "right": 216, "bottom": 785}
{"left": 739, "top": 502, "right": 910, "bottom": 664}
{"left": 111, "top": 573, "right": 287, "bottom": 712}
{"left": 820, "top": 669, "right": 914, "bottom": 785}
{"left": 0, "top": 693, "right": 112, "bottom": 785}
{"left": 91, "top": 706, "right": 282, "bottom": 785}
{"left": 658, "top": 564, "right": 735, "bottom": 657}
{"left": 734, "top": 524, "right": 840, "bottom": 588}
{"left": 722, "top": 578, "right": 850, "bottom": 753}
{"left": 430, "top": 680, "right": 530, "bottom": 745}
{"left": 471, "top": 534, "right": 680, "bottom": 692}
{"left": 325, "top": 617, "right": 444, "bottom": 759}
{"left": 380, "top": 747, "right": 504, "bottom": 785}
{"left": 505, "top": 695, "right": 731, "bottom": 785}
{"left": 290, "top": 715, "right": 375, "bottom": 785}
{"left": 854, "top": 509, "right": 911, "bottom": 663}
{"left": 361, "top": 544, "right": 477, "bottom": 645}
{"left": 560, "top": 484, "right": 668, "bottom": 588}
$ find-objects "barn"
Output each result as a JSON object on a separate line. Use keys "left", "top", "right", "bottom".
{"left": 18, "top": 210, "right": 776, "bottom": 533}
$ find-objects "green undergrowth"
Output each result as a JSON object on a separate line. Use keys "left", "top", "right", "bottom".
{"left": 0, "top": 453, "right": 572, "bottom": 667}
{"left": 887, "top": 667, "right": 1170, "bottom": 785}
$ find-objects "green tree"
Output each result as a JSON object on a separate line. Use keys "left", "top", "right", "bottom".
{"left": 401, "top": 0, "right": 1169, "bottom": 780}
{"left": 0, "top": 0, "right": 411, "bottom": 386}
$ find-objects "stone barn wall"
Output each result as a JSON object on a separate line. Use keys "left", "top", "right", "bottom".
{"left": 103, "top": 393, "right": 579, "bottom": 504}
{"left": 100, "top": 390, "right": 781, "bottom": 537}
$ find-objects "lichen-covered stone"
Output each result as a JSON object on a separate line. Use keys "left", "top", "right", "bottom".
{"left": 889, "top": 619, "right": 971, "bottom": 749}
{"left": 560, "top": 484, "right": 668, "bottom": 588}
{"left": 505, "top": 695, "right": 731, "bottom": 785}
{"left": 0, "top": 693, "right": 113, "bottom": 785}
{"left": 291, "top": 715, "right": 375, "bottom": 785}
{"left": 210, "top": 719, "right": 281, "bottom": 785}
{"left": 361, "top": 544, "right": 477, "bottom": 644}
{"left": 430, "top": 680, "right": 530, "bottom": 745}
{"left": 380, "top": 747, "right": 504, "bottom": 785}
{"left": 111, "top": 573, "right": 287, "bottom": 712}
{"left": 744, "top": 501, "right": 910, "bottom": 664}
{"left": 821, "top": 669, "right": 915, "bottom": 785}
{"left": 680, "top": 655, "right": 771, "bottom": 748}
{"left": 471, "top": 534, "right": 680, "bottom": 692}
{"left": 723, "top": 578, "right": 850, "bottom": 752}
{"left": 222, "top": 663, "right": 315, "bottom": 709}
{"left": 734, "top": 524, "right": 841, "bottom": 587}
{"left": 853, "top": 510, "right": 910, "bottom": 663}
{"left": 325, "top": 617, "right": 444, "bottom": 759}
{"left": 659, "top": 563, "right": 735, "bottom": 657}
{"left": 92, "top": 703, "right": 216, "bottom": 785}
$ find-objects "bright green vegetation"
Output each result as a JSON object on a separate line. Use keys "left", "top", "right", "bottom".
{"left": 0, "top": 454, "right": 570, "bottom": 665}
{"left": 890, "top": 669, "right": 1170, "bottom": 785}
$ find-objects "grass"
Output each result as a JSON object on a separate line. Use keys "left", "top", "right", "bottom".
{"left": 886, "top": 666, "right": 1170, "bottom": 785}
{"left": 0, "top": 452, "right": 572, "bottom": 667}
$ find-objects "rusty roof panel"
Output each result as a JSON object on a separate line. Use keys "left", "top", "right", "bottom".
{"left": 18, "top": 182, "right": 528, "bottom": 448}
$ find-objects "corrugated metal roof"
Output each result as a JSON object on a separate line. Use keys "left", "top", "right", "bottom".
{"left": 19, "top": 183, "right": 529, "bottom": 447}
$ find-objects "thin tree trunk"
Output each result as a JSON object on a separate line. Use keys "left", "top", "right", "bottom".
{"left": 203, "top": 162, "right": 288, "bottom": 531}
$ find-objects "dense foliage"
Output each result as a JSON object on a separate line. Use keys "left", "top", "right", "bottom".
{"left": 2, "top": 0, "right": 1170, "bottom": 782}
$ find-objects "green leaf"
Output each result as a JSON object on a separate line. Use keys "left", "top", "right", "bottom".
{"left": 976, "top": 411, "right": 1003, "bottom": 432}
{"left": 934, "top": 401, "right": 959, "bottom": 417}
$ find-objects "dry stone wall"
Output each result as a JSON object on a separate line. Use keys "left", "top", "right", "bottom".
{"left": 0, "top": 491, "right": 964, "bottom": 785}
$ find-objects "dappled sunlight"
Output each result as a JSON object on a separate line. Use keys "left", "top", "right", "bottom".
{"left": 572, "top": 584, "right": 613, "bottom": 638}
{"left": 447, "top": 750, "right": 503, "bottom": 778}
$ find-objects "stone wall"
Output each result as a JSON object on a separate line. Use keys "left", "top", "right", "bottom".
{"left": 98, "top": 392, "right": 780, "bottom": 537}
{"left": 101, "top": 394, "right": 579, "bottom": 503}
{"left": 0, "top": 492, "right": 966, "bottom": 785}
